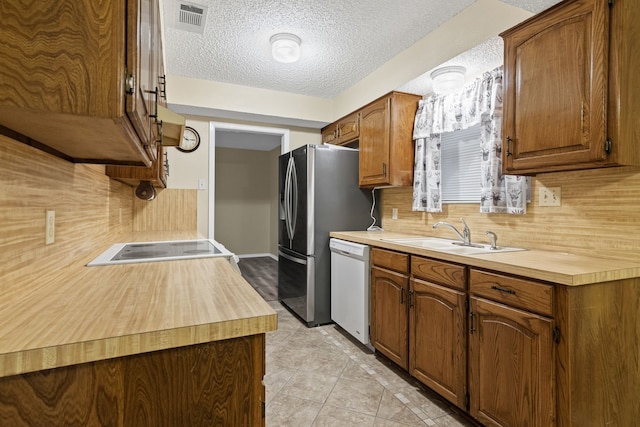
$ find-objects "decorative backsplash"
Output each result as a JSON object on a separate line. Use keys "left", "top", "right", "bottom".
{"left": 381, "top": 166, "right": 640, "bottom": 263}
{"left": 0, "top": 135, "right": 198, "bottom": 284}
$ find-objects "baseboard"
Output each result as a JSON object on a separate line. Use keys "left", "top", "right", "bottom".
{"left": 237, "top": 253, "right": 278, "bottom": 261}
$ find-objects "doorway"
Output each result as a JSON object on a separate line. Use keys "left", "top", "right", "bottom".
{"left": 208, "top": 122, "right": 290, "bottom": 258}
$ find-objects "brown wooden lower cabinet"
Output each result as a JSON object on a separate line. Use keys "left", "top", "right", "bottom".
{"left": 410, "top": 278, "right": 467, "bottom": 409}
{"left": 468, "top": 297, "right": 554, "bottom": 427}
{"left": 0, "top": 334, "right": 266, "bottom": 427}
{"left": 369, "top": 249, "right": 640, "bottom": 426}
{"left": 370, "top": 265, "right": 409, "bottom": 369}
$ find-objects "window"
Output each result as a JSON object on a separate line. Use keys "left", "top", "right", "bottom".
{"left": 440, "top": 123, "right": 482, "bottom": 203}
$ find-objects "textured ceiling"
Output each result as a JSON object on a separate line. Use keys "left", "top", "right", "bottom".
{"left": 163, "top": 0, "right": 562, "bottom": 99}
{"left": 162, "top": 0, "right": 562, "bottom": 149}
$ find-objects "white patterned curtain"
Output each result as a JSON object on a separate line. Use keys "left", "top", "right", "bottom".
{"left": 412, "top": 66, "right": 530, "bottom": 214}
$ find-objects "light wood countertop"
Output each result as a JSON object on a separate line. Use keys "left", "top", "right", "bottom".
{"left": 0, "top": 232, "right": 277, "bottom": 378}
{"left": 330, "top": 231, "right": 640, "bottom": 286}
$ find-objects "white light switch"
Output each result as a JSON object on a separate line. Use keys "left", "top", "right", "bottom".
{"left": 198, "top": 179, "right": 206, "bottom": 190}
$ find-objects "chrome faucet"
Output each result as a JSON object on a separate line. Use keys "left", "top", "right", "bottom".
{"left": 433, "top": 218, "right": 471, "bottom": 246}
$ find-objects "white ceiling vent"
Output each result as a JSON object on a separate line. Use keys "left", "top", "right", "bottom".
{"left": 176, "top": 2, "right": 208, "bottom": 34}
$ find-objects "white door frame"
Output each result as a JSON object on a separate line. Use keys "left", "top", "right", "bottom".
{"left": 207, "top": 122, "right": 290, "bottom": 239}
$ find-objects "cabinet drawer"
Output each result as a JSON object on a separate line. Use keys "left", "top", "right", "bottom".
{"left": 469, "top": 269, "right": 553, "bottom": 317}
{"left": 371, "top": 248, "right": 409, "bottom": 273}
{"left": 411, "top": 256, "right": 466, "bottom": 291}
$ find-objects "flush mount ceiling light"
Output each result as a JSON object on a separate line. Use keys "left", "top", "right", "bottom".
{"left": 430, "top": 65, "right": 466, "bottom": 94}
{"left": 270, "top": 33, "right": 301, "bottom": 63}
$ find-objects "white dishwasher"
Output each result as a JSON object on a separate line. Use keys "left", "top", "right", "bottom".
{"left": 330, "top": 238, "right": 371, "bottom": 346}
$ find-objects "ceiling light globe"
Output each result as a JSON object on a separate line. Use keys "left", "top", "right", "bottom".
{"left": 270, "top": 33, "right": 301, "bottom": 63}
{"left": 430, "top": 65, "right": 466, "bottom": 94}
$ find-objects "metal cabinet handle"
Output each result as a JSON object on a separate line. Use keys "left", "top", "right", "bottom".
{"left": 469, "top": 312, "right": 475, "bottom": 333}
{"left": 491, "top": 285, "right": 516, "bottom": 295}
{"left": 506, "top": 136, "right": 513, "bottom": 157}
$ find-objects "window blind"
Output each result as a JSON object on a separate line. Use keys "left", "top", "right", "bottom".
{"left": 441, "top": 124, "right": 482, "bottom": 203}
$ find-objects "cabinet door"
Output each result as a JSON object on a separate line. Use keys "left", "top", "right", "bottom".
{"left": 127, "top": 0, "right": 158, "bottom": 160}
{"left": 502, "top": 0, "right": 609, "bottom": 174}
{"left": 469, "top": 297, "right": 554, "bottom": 427}
{"left": 410, "top": 278, "right": 467, "bottom": 409}
{"left": 321, "top": 123, "right": 337, "bottom": 145}
{"left": 359, "top": 97, "right": 391, "bottom": 187}
{"left": 371, "top": 265, "right": 409, "bottom": 370}
{"left": 337, "top": 112, "right": 359, "bottom": 145}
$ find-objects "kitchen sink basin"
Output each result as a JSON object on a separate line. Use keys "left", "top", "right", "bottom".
{"left": 382, "top": 237, "right": 527, "bottom": 255}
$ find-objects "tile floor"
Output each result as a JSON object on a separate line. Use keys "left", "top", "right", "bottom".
{"left": 264, "top": 301, "right": 478, "bottom": 427}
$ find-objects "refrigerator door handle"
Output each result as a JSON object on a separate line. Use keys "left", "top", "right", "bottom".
{"left": 290, "top": 159, "right": 298, "bottom": 239}
{"left": 284, "top": 157, "right": 294, "bottom": 241}
{"left": 278, "top": 249, "right": 307, "bottom": 265}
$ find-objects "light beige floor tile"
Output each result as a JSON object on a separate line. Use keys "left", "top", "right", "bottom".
{"left": 266, "top": 393, "right": 323, "bottom": 427}
{"left": 279, "top": 369, "right": 339, "bottom": 403}
{"left": 394, "top": 385, "right": 451, "bottom": 420}
{"left": 264, "top": 363, "right": 297, "bottom": 403}
{"left": 376, "top": 389, "right": 426, "bottom": 426}
{"left": 264, "top": 301, "right": 477, "bottom": 427}
{"left": 325, "top": 374, "right": 384, "bottom": 416}
{"left": 267, "top": 342, "right": 313, "bottom": 367}
{"left": 373, "top": 418, "right": 423, "bottom": 426}
{"left": 432, "top": 412, "right": 477, "bottom": 426}
{"left": 299, "top": 346, "right": 351, "bottom": 376}
{"left": 312, "top": 404, "right": 376, "bottom": 427}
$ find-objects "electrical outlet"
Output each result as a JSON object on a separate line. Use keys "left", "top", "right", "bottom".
{"left": 45, "top": 210, "right": 55, "bottom": 244}
{"left": 539, "top": 186, "right": 561, "bottom": 207}
{"left": 392, "top": 208, "right": 398, "bottom": 220}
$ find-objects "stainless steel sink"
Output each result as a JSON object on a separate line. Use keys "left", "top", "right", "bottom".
{"left": 381, "top": 237, "right": 527, "bottom": 255}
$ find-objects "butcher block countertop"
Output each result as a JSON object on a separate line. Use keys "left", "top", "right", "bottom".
{"left": 330, "top": 231, "right": 640, "bottom": 286}
{"left": 0, "top": 232, "right": 277, "bottom": 378}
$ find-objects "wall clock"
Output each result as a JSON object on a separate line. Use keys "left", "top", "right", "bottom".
{"left": 177, "top": 126, "right": 200, "bottom": 153}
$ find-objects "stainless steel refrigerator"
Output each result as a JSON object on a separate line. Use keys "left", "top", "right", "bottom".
{"left": 278, "top": 144, "right": 373, "bottom": 326}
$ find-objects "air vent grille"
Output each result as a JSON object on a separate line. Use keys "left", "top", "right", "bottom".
{"left": 176, "top": 2, "right": 207, "bottom": 34}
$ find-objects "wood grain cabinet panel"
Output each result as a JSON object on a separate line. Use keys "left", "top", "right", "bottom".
{"left": 470, "top": 269, "right": 553, "bottom": 317}
{"left": 0, "top": 336, "right": 266, "bottom": 427}
{"left": 469, "top": 297, "right": 554, "bottom": 427}
{"left": 370, "top": 251, "right": 410, "bottom": 370}
{"left": 501, "top": 0, "right": 640, "bottom": 174}
{"left": 106, "top": 146, "right": 168, "bottom": 190}
{"left": 359, "top": 92, "right": 421, "bottom": 187}
{"left": 410, "top": 278, "right": 467, "bottom": 409}
{"left": 321, "top": 122, "right": 338, "bottom": 145}
{"left": 321, "top": 112, "right": 359, "bottom": 146}
{"left": 0, "top": 0, "right": 166, "bottom": 166}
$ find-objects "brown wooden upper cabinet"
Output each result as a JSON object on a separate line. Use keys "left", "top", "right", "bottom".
{"left": 501, "top": 0, "right": 640, "bottom": 174}
{"left": 0, "top": 0, "right": 168, "bottom": 166}
{"left": 358, "top": 92, "right": 421, "bottom": 187}
{"left": 321, "top": 111, "right": 360, "bottom": 146}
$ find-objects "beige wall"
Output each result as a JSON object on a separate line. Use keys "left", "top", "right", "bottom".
{"left": 214, "top": 147, "right": 276, "bottom": 256}
{"left": 166, "top": 115, "right": 320, "bottom": 239}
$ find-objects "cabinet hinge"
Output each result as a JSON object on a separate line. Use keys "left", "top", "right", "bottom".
{"left": 553, "top": 326, "right": 561, "bottom": 344}
{"left": 261, "top": 400, "right": 266, "bottom": 418}
{"left": 604, "top": 139, "right": 612, "bottom": 154}
{"left": 464, "top": 393, "right": 470, "bottom": 410}
{"left": 125, "top": 72, "right": 135, "bottom": 95}
{"left": 465, "top": 297, "right": 469, "bottom": 311}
